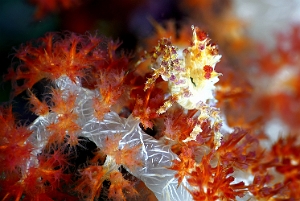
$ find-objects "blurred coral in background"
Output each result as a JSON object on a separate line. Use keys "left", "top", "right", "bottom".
{"left": 1, "top": 0, "right": 300, "bottom": 200}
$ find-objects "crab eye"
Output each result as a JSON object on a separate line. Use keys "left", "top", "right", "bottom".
{"left": 190, "top": 77, "right": 196, "bottom": 86}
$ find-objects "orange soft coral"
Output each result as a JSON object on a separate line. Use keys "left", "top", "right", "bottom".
{"left": 187, "top": 152, "right": 247, "bottom": 201}
{"left": 108, "top": 171, "right": 138, "bottom": 201}
{"left": 46, "top": 88, "right": 80, "bottom": 146}
{"left": 169, "top": 146, "right": 196, "bottom": 187}
{"left": 0, "top": 106, "right": 33, "bottom": 173}
{"left": 5, "top": 33, "right": 105, "bottom": 96}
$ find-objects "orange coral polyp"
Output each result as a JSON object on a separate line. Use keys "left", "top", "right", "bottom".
{"left": 108, "top": 171, "right": 138, "bottom": 200}
{"left": 27, "top": 90, "right": 49, "bottom": 116}
{"left": 75, "top": 166, "right": 106, "bottom": 200}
